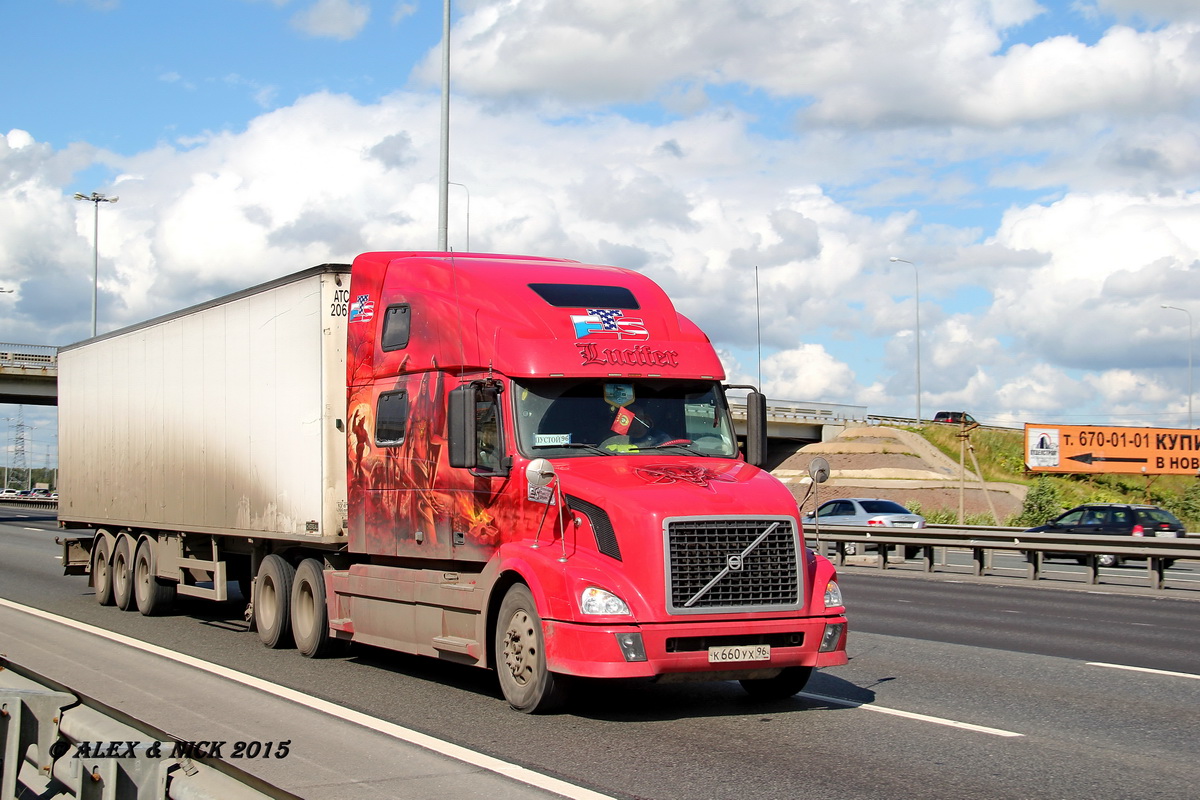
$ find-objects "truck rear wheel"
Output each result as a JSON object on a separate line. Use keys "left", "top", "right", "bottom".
{"left": 92, "top": 534, "right": 115, "bottom": 606}
{"left": 739, "top": 666, "right": 813, "bottom": 701}
{"left": 111, "top": 535, "right": 136, "bottom": 611}
{"left": 255, "top": 554, "right": 295, "bottom": 649}
{"left": 133, "top": 538, "right": 176, "bottom": 616}
{"left": 291, "top": 558, "right": 337, "bottom": 658}
{"left": 495, "top": 584, "right": 567, "bottom": 713}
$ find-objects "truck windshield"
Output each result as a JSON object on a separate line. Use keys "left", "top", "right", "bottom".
{"left": 512, "top": 378, "right": 739, "bottom": 458}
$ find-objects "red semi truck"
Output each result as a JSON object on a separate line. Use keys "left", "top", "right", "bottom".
{"left": 60, "top": 252, "right": 847, "bottom": 712}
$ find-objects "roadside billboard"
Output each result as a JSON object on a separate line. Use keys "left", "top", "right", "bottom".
{"left": 1025, "top": 424, "right": 1200, "bottom": 475}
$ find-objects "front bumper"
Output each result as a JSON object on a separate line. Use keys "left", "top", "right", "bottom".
{"left": 543, "top": 614, "right": 848, "bottom": 679}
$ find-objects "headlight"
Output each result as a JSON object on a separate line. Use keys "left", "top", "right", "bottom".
{"left": 580, "top": 586, "right": 631, "bottom": 616}
{"left": 823, "top": 580, "right": 843, "bottom": 608}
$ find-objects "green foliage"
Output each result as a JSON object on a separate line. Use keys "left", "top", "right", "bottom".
{"left": 1161, "top": 481, "right": 1200, "bottom": 530}
{"left": 1009, "top": 476, "right": 1063, "bottom": 528}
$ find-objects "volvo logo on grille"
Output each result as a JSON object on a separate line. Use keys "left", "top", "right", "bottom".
{"left": 726, "top": 554, "right": 744, "bottom": 571}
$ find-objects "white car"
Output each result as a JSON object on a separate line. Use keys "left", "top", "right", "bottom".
{"left": 803, "top": 498, "right": 926, "bottom": 556}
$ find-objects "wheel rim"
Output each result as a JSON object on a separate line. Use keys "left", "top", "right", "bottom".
{"left": 502, "top": 609, "right": 535, "bottom": 687}
{"left": 295, "top": 580, "right": 315, "bottom": 635}
{"left": 96, "top": 550, "right": 109, "bottom": 588}
{"left": 136, "top": 550, "right": 150, "bottom": 593}
{"left": 260, "top": 577, "right": 277, "bottom": 625}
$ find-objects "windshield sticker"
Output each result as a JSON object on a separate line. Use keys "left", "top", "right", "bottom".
{"left": 535, "top": 433, "right": 572, "bottom": 447}
{"left": 571, "top": 308, "right": 649, "bottom": 340}
{"left": 604, "top": 383, "right": 635, "bottom": 407}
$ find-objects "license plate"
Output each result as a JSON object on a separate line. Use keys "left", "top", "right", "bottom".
{"left": 708, "top": 644, "right": 770, "bottom": 663}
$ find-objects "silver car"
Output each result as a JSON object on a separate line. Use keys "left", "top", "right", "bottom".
{"left": 803, "top": 498, "right": 926, "bottom": 556}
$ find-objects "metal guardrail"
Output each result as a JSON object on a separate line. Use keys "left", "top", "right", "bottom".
{"left": 866, "top": 414, "right": 1021, "bottom": 432}
{"left": 0, "top": 497, "right": 58, "bottom": 510}
{"left": 808, "top": 524, "right": 1200, "bottom": 591}
{"left": 728, "top": 396, "right": 868, "bottom": 423}
{"left": 0, "top": 656, "right": 296, "bottom": 800}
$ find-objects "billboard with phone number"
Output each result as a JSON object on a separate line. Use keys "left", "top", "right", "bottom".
{"left": 1025, "top": 424, "right": 1200, "bottom": 475}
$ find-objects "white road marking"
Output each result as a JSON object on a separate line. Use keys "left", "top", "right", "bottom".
{"left": 1087, "top": 662, "right": 1200, "bottom": 680}
{"left": 798, "top": 691, "right": 1024, "bottom": 738}
{"left": 0, "top": 598, "right": 616, "bottom": 800}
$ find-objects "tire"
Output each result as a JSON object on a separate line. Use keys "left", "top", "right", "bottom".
{"left": 495, "top": 584, "right": 568, "bottom": 713}
{"left": 1097, "top": 554, "right": 1120, "bottom": 568}
{"left": 255, "top": 555, "right": 296, "bottom": 649}
{"left": 92, "top": 535, "right": 115, "bottom": 606}
{"left": 291, "top": 558, "right": 337, "bottom": 658}
{"left": 111, "top": 536, "right": 136, "bottom": 611}
{"left": 133, "top": 538, "right": 176, "bottom": 616}
{"left": 843, "top": 542, "right": 858, "bottom": 556}
{"left": 740, "top": 666, "right": 814, "bottom": 701}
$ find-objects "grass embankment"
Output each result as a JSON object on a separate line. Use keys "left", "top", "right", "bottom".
{"left": 905, "top": 424, "right": 1200, "bottom": 528}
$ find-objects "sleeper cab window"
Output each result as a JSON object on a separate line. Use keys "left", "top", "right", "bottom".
{"left": 375, "top": 390, "right": 409, "bottom": 445}
{"left": 381, "top": 304, "right": 411, "bottom": 351}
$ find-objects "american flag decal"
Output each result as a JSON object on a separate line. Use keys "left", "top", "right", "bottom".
{"left": 349, "top": 294, "right": 375, "bottom": 323}
{"left": 570, "top": 308, "right": 649, "bottom": 340}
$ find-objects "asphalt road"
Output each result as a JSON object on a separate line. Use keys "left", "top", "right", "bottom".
{"left": 2, "top": 510, "right": 1198, "bottom": 800}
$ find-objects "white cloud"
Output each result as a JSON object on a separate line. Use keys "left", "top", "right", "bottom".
{"left": 290, "top": 0, "right": 370, "bottom": 40}
{"left": 412, "top": 0, "right": 1200, "bottom": 131}
{"left": 1090, "top": 0, "right": 1200, "bottom": 24}
{"left": 760, "top": 344, "right": 861, "bottom": 404}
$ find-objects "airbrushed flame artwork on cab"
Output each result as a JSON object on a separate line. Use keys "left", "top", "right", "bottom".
{"left": 343, "top": 256, "right": 527, "bottom": 561}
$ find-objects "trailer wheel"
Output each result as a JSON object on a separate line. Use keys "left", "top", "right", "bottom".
{"left": 739, "top": 666, "right": 813, "bottom": 701}
{"left": 93, "top": 535, "right": 115, "bottom": 606}
{"left": 133, "top": 538, "right": 176, "bottom": 616}
{"left": 291, "top": 558, "right": 337, "bottom": 658}
{"left": 495, "top": 584, "right": 567, "bottom": 713}
{"left": 111, "top": 536, "right": 136, "bottom": 611}
{"left": 255, "top": 554, "right": 295, "bottom": 649}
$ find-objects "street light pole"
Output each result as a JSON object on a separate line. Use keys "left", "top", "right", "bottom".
{"left": 436, "top": 0, "right": 451, "bottom": 251}
{"left": 73, "top": 191, "right": 119, "bottom": 337}
{"left": 1162, "top": 304, "right": 1193, "bottom": 428}
{"left": 890, "top": 256, "right": 922, "bottom": 425}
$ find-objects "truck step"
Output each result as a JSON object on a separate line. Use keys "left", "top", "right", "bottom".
{"left": 431, "top": 636, "right": 479, "bottom": 657}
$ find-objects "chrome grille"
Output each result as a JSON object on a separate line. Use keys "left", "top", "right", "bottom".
{"left": 664, "top": 516, "right": 803, "bottom": 614}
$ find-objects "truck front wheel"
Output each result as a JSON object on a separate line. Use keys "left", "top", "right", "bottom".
{"left": 111, "top": 536, "right": 136, "bottom": 611}
{"left": 740, "top": 666, "right": 813, "bottom": 701}
{"left": 291, "top": 558, "right": 337, "bottom": 658}
{"left": 255, "top": 555, "right": 295, "bottom": 649}
{"left": 495, "top": 584, "right": 568, "bottom": 713}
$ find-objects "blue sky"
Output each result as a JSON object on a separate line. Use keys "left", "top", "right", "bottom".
{"left": 5, "top": 0, "right": 1200, "bottom": 466}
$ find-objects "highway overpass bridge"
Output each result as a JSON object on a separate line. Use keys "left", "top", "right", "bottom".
{"left": 0, "top": 344, "right": 57, "bottom": 406}
{"left": 0, "top": 342, "right": 865, "bottom": 439}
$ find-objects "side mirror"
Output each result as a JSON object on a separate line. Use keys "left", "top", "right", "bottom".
{"left": 808, "top": 456, "right": 830, "bottom": 484}
{"left": 526, "top": 458, "right": 556, "bottom": 488}
{"left": 744, "top": 391, "right": 768, "bottom": 467}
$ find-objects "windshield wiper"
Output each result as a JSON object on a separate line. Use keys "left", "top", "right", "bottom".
{"left": 635, "top": 442, "right": 712, "bottom": 456}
